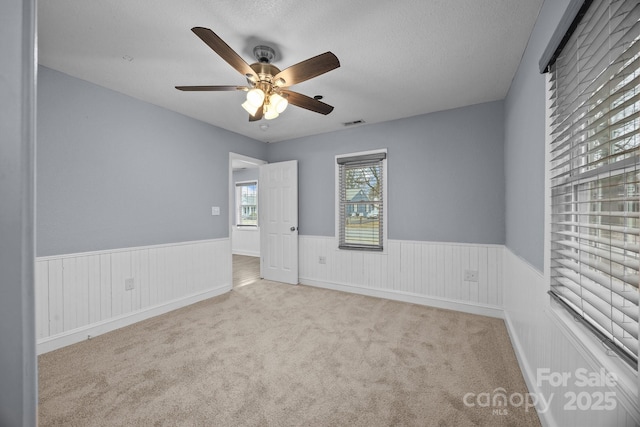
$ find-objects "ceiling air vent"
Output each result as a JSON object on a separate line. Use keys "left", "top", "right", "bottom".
{"left": 343, "top": 120, "right": 365, "bottom": 127}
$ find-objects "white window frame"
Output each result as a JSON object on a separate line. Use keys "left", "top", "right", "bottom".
{"left": 335, "top": 149, "right": 388, "bottom": 253}
{"left": 544, "top": 55, "right": 640, "bottom": 421}
{"left": 235, "top": 180, "right": 258, "bottom": 227}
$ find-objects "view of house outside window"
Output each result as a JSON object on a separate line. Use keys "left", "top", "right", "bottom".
{"left": 343, "top": 164, "right": 381, "bottom": 245}
{"left": 236, "top": 182, "right": 257, "bottom": 226}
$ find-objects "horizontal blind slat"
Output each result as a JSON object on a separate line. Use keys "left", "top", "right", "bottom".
{"left": 553, "top": 272, "right": 639, "bottom": 325}
{"left": 555, "top": 239, "right": 640, "bottom": 269}
{"left": 554, "top": 249, "right": 640, "bottom": 288}
{"left": 551, "top": 283, "right": 639, "bottom": 352}
{"left": 552, "top": 230, "right": 640, "bottom": 254}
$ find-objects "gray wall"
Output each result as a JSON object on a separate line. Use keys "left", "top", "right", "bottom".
{"left": 37, "top": 67, "right": 268, "bottom": 256}
{"left": 38, "top": 70, "right": 506, "bottom": 255}
{"left": 504, "top": 0, "right": 571, "bottom": 271}
{"left": 0, "top": 0, "right": 37, "bottom": 425}
{"left": 268, "top": 101, "right": 505, "bottom": 244}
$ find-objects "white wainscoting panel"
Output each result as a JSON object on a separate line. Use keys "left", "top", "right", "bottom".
{"left": 35, "top": 239, "right": 231, "bottom": 354}
{"left": 231, "top": 226, "right": 260, "bottom": 257}
{"left": 299, "top": 236, "right": 504, "bottom": 318}
{"left": 503, "top": 248, "right": 639, "bottom": 427}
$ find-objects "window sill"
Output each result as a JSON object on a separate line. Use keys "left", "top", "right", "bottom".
{"left": 546, "top": 299, "right": 639, "bottom": 420}
{"left": 334, "top": 243, "right": 388, "bottom": 255}
{"left": 338, "top": 246, "right": 383, "bottom": 252}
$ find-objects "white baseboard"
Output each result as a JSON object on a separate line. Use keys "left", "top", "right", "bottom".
{"left": 37, "top": 284, "right": 231, "bottom": 354}
{"left": 300, "top": 277, "right": 504, "bottom": 319}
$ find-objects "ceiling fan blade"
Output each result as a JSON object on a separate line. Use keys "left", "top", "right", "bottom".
{"left": 175, "top": 85, "right": 246, "bottom": 91}
{"left": 249, "top": 105, "right": 264, "bottom": 122}
{"left": 191, "top": 27, "right": 256, "bottom": 80}
{"left": 280, "top": 90, "right": 334, "bottom": 115}
{"left": 274, "top": 52, "right": 340, "bottom": 87}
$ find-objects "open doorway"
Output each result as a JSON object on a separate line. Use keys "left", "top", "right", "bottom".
{"left": 229, "top": 153, "right": 267, "bottom": 288}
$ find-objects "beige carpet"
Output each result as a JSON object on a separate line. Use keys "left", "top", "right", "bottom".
{"left": 38, "top": 274, "right": 541, "bottom": 426}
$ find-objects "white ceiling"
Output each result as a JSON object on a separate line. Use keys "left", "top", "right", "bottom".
{"left": 38, "top": 0, "right": 543, "bottom": 143}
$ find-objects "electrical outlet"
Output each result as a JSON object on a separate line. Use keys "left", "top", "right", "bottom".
{"left": 464, "top": 270, "right": 479, "bottom": 282}
{"left": 125, "top": 277, "right": 135, "bottom": 291}
{"left": 319, "top": 256, "right": 326, "bottom": 264}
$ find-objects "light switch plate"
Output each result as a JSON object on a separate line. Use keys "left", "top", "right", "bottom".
{"left": 211, "top": 206, "right": 220, "bottom": 216}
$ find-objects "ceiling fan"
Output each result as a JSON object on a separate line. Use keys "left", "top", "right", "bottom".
{"left": 176, "top": 27, "right": 340, "bottom": 121}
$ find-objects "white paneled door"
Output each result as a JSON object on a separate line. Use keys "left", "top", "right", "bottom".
{"left": 260, "top": 160, "right": 298, "bottom": 284}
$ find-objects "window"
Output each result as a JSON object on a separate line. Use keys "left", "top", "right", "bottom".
{"left": 236, "top": 181, "right": 258, "bottom": 226}
{"left": 337, "top": 151, "right": 386, "bottom": 251}
{"left": 545, "top": 0, "right": 639, "bottom": 369}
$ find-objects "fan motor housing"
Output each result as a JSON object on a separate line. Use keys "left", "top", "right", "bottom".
{"left": 249, "top": 62, "right": 281, "bottom": 84}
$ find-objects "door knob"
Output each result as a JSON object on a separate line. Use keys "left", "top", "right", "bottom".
{"left": 290, "top": 226, "right": 297, "bottom": 232}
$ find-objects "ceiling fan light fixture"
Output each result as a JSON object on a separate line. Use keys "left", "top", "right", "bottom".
{"left": 246, "top": 88, "right": 265, "bottom": 107}
{"left": 178, "top": 28, "right": 340, "bottom": 121}
{"left": 263, "top": 104, "right": 279, "bottom": 120}
{"left": 269, "top": 93, "right": 288, "bottom": 114}
{"left": 241, "top": 100, "right": 260, "bottom": 116}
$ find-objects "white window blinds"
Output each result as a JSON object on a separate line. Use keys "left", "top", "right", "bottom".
{"left": 548, "top": 0, "right": 640, "bottom": 368}
{"left": 338, "top": 153, "right": 385, "bottom": 251}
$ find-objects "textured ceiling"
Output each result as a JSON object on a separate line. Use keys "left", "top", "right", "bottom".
{"left": 38, "top": 0, "right": 543, "bottom": 143}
